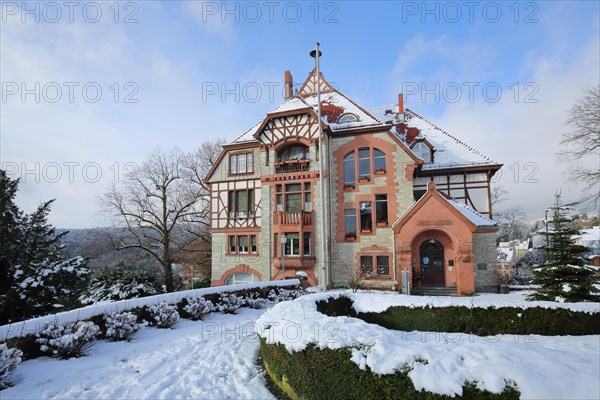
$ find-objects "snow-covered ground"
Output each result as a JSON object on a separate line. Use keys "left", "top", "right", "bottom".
{"left": 257, "top": 291, "right": 600, "bottom": 399}
{"left": 3, "top": 290, "right": 599, "bottom": 399}
{"left": 3, "top": 308, "right": 275, "bottom": 399}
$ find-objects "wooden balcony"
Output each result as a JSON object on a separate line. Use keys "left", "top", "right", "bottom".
{"left": 273, "top": 211, "right": 313, "bottom": 226}
{"left": 274, "top": 159, "right": 310, "bottom": 174}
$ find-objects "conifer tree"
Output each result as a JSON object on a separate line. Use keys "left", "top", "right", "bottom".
{"left": 0, "top": 170, "right": 89, "bottom": 323}
{"left": 528, "top": 193, "right": 599, "bottom": 302}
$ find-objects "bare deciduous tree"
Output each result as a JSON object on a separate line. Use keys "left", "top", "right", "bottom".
{"left": 101, "top": 145, "right": 221, "bottom": 292}
{"left": 491, "top": 185, "right": 510, "bottom": 207}
{"left": 495, "top": 207, "right": 531, "bottom": 241}
{"left": 557, "top": 85, "right": 600, "bottom": 209}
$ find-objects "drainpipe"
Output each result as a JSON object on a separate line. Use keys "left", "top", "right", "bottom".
{"left": 393, "top": 232, "right": 398, "bottom": 291}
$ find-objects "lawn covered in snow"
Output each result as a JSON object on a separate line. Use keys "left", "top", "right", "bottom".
{"left": 257, "top": 291, "right": 600, "bottom": 399}
{"left": 3, "top": 290, "right": 599, "bottom": 399}
{"left": 3, "top": 308, "right": 275, "bottom": 399}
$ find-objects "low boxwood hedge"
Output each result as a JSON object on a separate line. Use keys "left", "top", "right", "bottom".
{"left": 260, "top": 339, "right": 520, "bottom": 400}
{"left": 317, "top": 296, "right": 600, "bottom": 336}
{"left": 3, "top": 284, "right": 300, "bottom": 360}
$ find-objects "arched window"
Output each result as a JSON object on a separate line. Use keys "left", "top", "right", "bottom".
{"left": 225, "top": 272, "right": 259, "bottom": 285}
{"left": 343, "top": 152, "right": 355, "bottom": 188}
{"left": 412, "top": 142, "right": 432, "bottom": 163}
{"left": 338, "top": 113, "right": 359, "bottom": 124}
{"left": 280, "top": 145, "right": 307, "bottom": 161}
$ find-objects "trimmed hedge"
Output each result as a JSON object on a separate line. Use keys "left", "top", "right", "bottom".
{"left": 317, "top": 296, "right": 600, "bottom": 336}
{"left": 260, "top": 339, "right": 520, "bottom": 400}
{"left": 3, "top": 284, "right": 300, "bottom": 360}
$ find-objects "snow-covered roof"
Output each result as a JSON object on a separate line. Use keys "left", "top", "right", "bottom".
{"left": 578, "top": 227, "right": 600, "bottom": 242}
{"left": 300, "top": 90, "right": 384, "bottom": 131}
{"left": 369, "top": 105, "right": 500, "bottom": 171}
{"left": 447, "top": 198, "right": 497, "bottom": 228}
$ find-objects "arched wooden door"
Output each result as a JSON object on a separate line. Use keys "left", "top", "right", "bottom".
{"left": 419, "top": 239, "right": 445, "bottom": 286}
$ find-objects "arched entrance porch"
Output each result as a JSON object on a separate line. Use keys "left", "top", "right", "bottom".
{"left": 410, "top": 229, "right": 457, "bottom": 290}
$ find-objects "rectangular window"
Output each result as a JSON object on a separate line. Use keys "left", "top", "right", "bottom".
{"left": 286, "top": 193, "right": 302, "bottom": 212}
{"left": 345, "top": 209, "right": 356, "bottom": 238}
{"left": 377, "top": 256, "right": 390, "bottom": 276}
{"left": 228, "top": 189, "right": 255, "bottom": 218}
{"left": 230, "top": 152, "right": 253, "bottom": 175}
{"left": 274, "top": 234, "right": 278, "bottom": 257}
{"left": 374, "top": 149, "right": 386, "bottom": 173}
{"left": 360, "top": 201, "right": 372, "bottom": 232}
{"left": 236, "top": 190, "right": 248, "bottom": 216}
{"left": 238, "top": 235, "right": 248, "bottom": 254}
{"left": 284, "top": 233, "right": 300, "bottom": 256}
{"left": 303, "top": 232, "right": 311, "bottom": 256}
{"left": 344, "top": 152, "right": 355, "bottom": 186}
{"left": 228, "top": 235, "right": 258, "bottom": 255}
{"left": 276, "top": 182, "right": 311, "bottom": 213}
{"left": 230, "top": 155, "right": 237, "bottom": 174}
{"left": 358, "top": 148, "right": 371, "bottom": 181}
{"left": 304, "top": 193, "right": 311, "bottom": 212}
{"left": 228, "top": 236, "right": 235, "bottom": 253}
{"left": 375, "top": 195, "right": 388, "bottom": 225}
{"left": 360, "top": 256, "right": 373, "bottom": 276}
{"left": 238, "top": 153, "right": 247, "bottom": 174}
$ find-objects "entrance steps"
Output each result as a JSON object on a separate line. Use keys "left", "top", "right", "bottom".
{"left": 411, "top": 286, "right": 458, "bottom": 296}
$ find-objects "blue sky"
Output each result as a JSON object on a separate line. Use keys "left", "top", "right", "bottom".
{"left": 1, "top": 1, "right": 599, "bottom": 228}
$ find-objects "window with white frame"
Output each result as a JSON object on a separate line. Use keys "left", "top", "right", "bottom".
{"left": 225, "top": 272, "right": 259, "bottom": 285}
{"left": 230, "top": 152, "right": 253, "bottom": 174}
{"left": 412, "top": 142, "right": 432, "bottom": 163}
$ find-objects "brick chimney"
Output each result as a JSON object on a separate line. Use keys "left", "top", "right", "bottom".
{"left": 284, "top": 70, "right": 293, "bottom": 100}
{"left": 398, "top": 93, "right": 405, "bottom": 118}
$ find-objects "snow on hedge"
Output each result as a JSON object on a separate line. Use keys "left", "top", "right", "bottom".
{"left": 347, "top": 289, "right": 600, "bottom": 314}
{"left": 1, "top": 279, "right": 300, "bottom": 340}
{"left": 256, "top": 291, "right": 600, "bottom": 399}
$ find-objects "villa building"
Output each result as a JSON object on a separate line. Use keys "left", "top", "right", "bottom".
{"left": 205, "top": 69, "right": 502, "bottom": 294}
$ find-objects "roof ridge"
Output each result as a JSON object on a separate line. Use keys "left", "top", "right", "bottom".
{"left": 333, "top": 90, "right": 383, "bottom": 124}
{"left": 405, "top": 108, "right": 494, "bottom": 163}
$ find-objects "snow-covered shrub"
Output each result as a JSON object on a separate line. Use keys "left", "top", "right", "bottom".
{"left": 244, "top": 292, "right": 267, "bottom": 309}
{"left": 104, "top": 311, "right": 142, "bottom": 341}
{"left": 183, "top": 297, "right": 215, "bottom": 321}
{"left": 148, "top": 302, "right": 180, "bottom": 328}
{"left": 14, "top": 257, "right": 90, "bottom": 320}
{"left": 268, "top": 288, "right": 305, "bottom": 303}
{"left": 80, "top": 266, "right": 161, "bottom": 304}
{"left": 218, "top": 293, "right": 244, "bottom": 314}
{"left": 0, "top": 343, "right": 23, "bottom": 389}
{"left": 37, "top": 320, "right": 100, "bottom": 359}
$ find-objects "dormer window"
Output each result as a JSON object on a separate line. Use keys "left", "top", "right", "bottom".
{"left": 337, "top": 113, "right": 359, "bottom": 124}
{"left": 412, "top": 141, "right": 433, "bottom": 163}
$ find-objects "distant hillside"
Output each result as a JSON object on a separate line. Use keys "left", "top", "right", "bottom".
{"left": 58, "top": 228, "right": 161, "bottom": 275}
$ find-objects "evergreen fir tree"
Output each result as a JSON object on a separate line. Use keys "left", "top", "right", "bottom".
{"left": 0, "top": 171, "right": 24, "bottom": 321}
{"left": 0, "top": 169, "right": 90, "bottom": 323}
{"left": 528, "top": 193, "right": 600, "bottom": 302}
